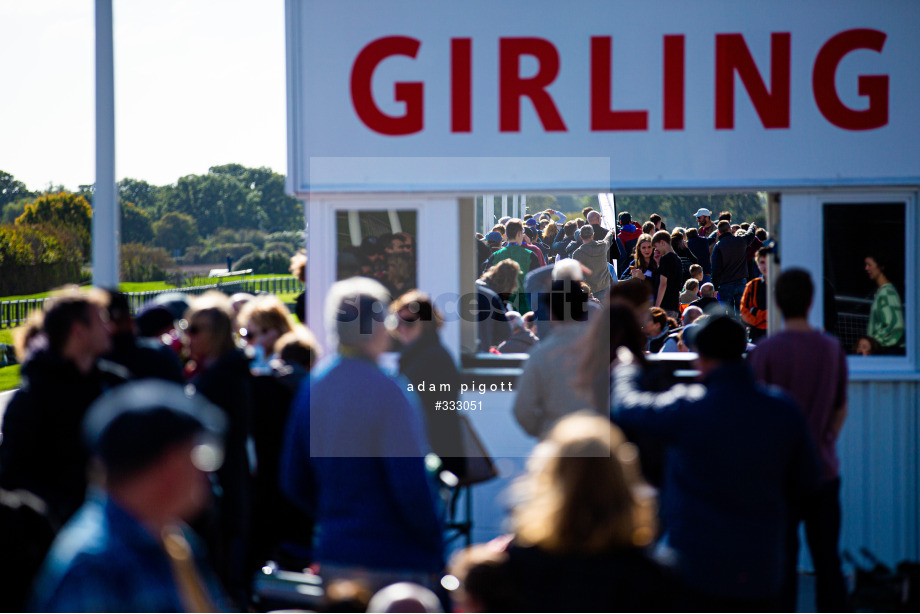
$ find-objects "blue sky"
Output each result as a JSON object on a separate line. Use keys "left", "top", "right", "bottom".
{"left": 0, "top": 0, "right": 287, "bottom": 192}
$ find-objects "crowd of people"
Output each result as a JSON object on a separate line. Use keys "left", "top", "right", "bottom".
{"left": 0, "top": 204, "right": 895, "bottom": 612}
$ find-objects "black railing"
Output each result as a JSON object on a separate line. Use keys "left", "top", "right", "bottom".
{"left": 0, "top": 277, "right": 304, "bottom": 329}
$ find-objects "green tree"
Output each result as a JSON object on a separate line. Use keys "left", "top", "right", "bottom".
{"left": 2, "top": 197, "right": 31, "bottom": 224}
{"left": 121, "top": 201, "right": 154, "bottom": 244}
{"left": 613, "top": 193, "right": 765, "bottom": 229}
{"left": 118, "top": 178, "right": 161, "bottom": 216}
{"left": 153, "top": 211, "right": 200, "bottom": 254}
{"left": 159, "top": 173, "right": 254, "bottom": 236}
{"left": 0, "top": 170, "right": 33, "bottom": 206}
{"left": 76, "top": 184, "right": 95, "bottom": 205}
{"left": 16, "top": 192, "right": 93, "bottom": 258}
{"left": 210, "top": 164, "right": 303, "bottom": 232}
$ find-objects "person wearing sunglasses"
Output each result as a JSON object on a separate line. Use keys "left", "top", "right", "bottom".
{"left": 182, "top": 291, "right": 255, "bottom": 604}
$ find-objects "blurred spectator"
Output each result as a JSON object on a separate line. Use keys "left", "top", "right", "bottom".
{"left": 249, "top": 324, "right": 321, "bottom": 571}
{"left": 853, "top": 335, "right": 880, "bottom": 356}
{"left": 475, "top": 260, "right": 518, "bottom": 351}
{"left": 688, "top": 282, "right": 721, "bottom": 313}
{"left": 237, "top": 294, "right": 295, "bottom": 373}
{"left": 496, "top": 311, "right": 539, "bottom": 354}
{"left": 30, "top": 381, "right": 230, "bottom": 612}
{"left": 462, "top": 414, "right": 672, "bottom": 612}
{"left": 0, "top": 287, "right": 124, "bottom": 610}
{"left": 748, "top": 269, "right": 849, "bottom": 611}
{"left": 366, "top": 582, "right": 443, "bottom": 613}
{"left": 290, "top": 250, "right": 307, "bottom": 323}
{"left": 390, "top": 291, "right": 466, "bottom": 481}
{"left": 183, "top": 291, "right": 255, "bottom": 602}
{"left": 645, "top": 307, "right": 674, "bottom": 353}
{"left": 103, "top": 290, "right": 183, "bottom": 383}
{"left": 280, "top": 277, "right": 444, "bottom": 594}
{"left": 680, "top": 279, "right": 700, "bottom": 306}
{"left": 513, "top": 261, "right": 593, "bottom": 438}
{"left": 577, "top": 301, "right": 649, "bottom": 413}
{"left": 613, "top": 315, "right": 819, "bottom": 610}
{"left": 1, "top": 287, "right": 118, "bottom": 523}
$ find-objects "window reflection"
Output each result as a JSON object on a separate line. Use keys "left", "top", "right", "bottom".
{"left": 335, "top": 210, "right": 417, "bottom": 298}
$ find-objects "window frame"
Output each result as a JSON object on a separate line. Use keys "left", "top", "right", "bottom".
{"left": 779, "top": 190, "right": 918, "bottom": 381}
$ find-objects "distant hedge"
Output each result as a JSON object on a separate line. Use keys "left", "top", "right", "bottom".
{"left": 121, "top": 243, "right": 174, "bottom": 283}
{"left": 0, "top": 224, "right": 84, "bottom": 295}
{"left": 235, "top": 250, "right": 291, "bottom": 275}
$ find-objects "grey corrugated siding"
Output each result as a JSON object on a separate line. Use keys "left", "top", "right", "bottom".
{"left": 839, "top": 381, "right": 920, "bottom": 564}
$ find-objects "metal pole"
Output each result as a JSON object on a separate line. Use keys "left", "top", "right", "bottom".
{"left": 93, "top": 0, "right": 119, "bottom": 287}
{"left": 766, "top": 192, "right": 781, "bottom": 336}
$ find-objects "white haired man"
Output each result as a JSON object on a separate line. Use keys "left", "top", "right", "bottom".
{"left": 280, "top": 277, "right": 444, "bottom": 594}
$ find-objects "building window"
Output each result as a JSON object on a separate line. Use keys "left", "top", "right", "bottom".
{"left": 334, "top": 210, "right": 417, "bottom": 297}
{"left": 823, "top": 203, "right": 906, "bottom": 356}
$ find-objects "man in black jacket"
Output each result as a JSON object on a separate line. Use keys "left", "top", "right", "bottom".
{"left": 0, "top": 288, "right": 117, "bottom": 522}
{"left": 552, "top": 220, "right": 580, "bottom": 259}
{"left": 0, "top": 287, "right": 120, "bottom": 610}
{"left": 711, "top": 221, "right": 757, "bottom": 316}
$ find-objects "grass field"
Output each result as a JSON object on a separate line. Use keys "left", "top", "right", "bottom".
{"left": 1, "top": 328, "right": 20, "bottom": 391}
{"left": 0, "top": 274, "right": 297, "bottom": 302}
{"left": 0, "top": 365, "right": 20, "bottom": 392}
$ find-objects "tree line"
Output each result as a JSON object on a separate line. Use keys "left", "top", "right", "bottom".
{"left": 1, "top": 165, "right": 306, "bottom": 291}
{"left": 525, "top": 193, "right": 767, "bottom": 229}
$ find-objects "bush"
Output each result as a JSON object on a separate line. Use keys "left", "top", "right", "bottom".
{"left": 197, "top": 243, "right": 256, "bottom": 264}
{"left": 211, "top": 228, "right": 266, "bottom": 249}
{"left": 234, "top": 250, "right": 292, "bottom": 275}
{"left": 16, "top": 192, "right": 93, "bottom": 259}
{"left": 263, "top": 242, "right": 295, "bottom": 258}
{"left": 121, "top": 243, "right": 174, "bottom": 282}
{"left": 153, "top": 212, "right": 200, "bottom": 254}
{"left": 265, "top": 230, "right": 305, "bottom": 249}
{"left": 0, "top": 223, "right": 83, "bottom": 266}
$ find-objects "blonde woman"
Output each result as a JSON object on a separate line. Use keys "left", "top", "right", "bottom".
{"left": 237, "top": 294, "right": 295, "bottom": 371}
{"left": 456, "top": 414, "right": 672, "bottom": 612}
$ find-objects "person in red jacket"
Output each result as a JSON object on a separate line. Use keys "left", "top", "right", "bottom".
{"left": 741, "top": 248, "right": 770, "bottom": 342}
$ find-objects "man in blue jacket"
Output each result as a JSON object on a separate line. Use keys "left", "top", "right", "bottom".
{"left": 281, "top": 277, "right": 444, "bottom": 593}
{"left": 612, "top": 315, "right": 818, "bottom": 611}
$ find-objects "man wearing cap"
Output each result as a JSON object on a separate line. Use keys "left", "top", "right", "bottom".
{"left": 30, "top": 381, "right": 231, "bottom": 612}
{"left": 612, "top": 315, "right": 818, "bottom": 611}
{"left": 694, "top": 208, "right": 717, "bottom": 238}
